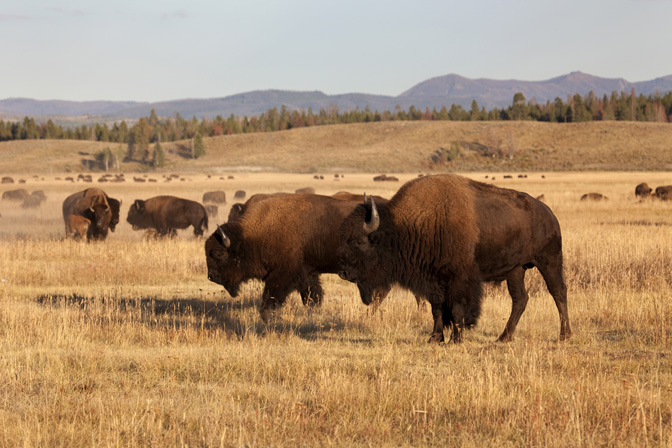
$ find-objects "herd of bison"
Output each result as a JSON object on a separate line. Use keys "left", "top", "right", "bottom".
{"left": 2, "top": 174, "right": 671, "bottom": 343}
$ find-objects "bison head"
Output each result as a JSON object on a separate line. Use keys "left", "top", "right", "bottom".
{"left": 126, "top": 199, "right": 151, "bottom": 230}
{"left": 205, "top": 225, "right": 246, "bottom": 298}
{"left": 88, "top": 202, "right": 112, "bottom": 240}
{"left": 338, "top": 197, "right": 391, "bottom": 305}
{"left": 107, "top": 197, "right": 121, "bottom": 232}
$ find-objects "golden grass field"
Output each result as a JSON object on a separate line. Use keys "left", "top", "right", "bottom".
{"left": 0, "top": 166, "right": 671, "bottom": 446}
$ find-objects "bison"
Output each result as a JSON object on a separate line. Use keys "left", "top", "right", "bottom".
{"left": 234, "top": 190, "right": 247, "bottom": 200}
{"left": 653, "top": 185, "right": 672, "bottom": 200}
{"left": 581, "top": 192, "right": 608, "bottom": 201}
{"left": 203, "top": 191, "right": 227, "bottom": 204}
{"left": 635, "top": 183, "right": 652, "bottom": 199}
{"left": 67, "top": 215, "right": 91, "bottom": 239}
{"left": 206, "top": 194, "right": 362, "bottom": 319}
{"left": 2, "top": 189, "right": 29, "bottom": 201}
{"left": 127, "top": 195, "right": 208, "bottom": 237}
{"left": 227, "top": 193, "right": 288, "bottom": 222}
{"left": 295, "top": 187, "right": 315, "bottom": 194}
{"left": 337, "top": 174, "right": 571, "bottom": 343}
{"left": 62, "top": 188, "right": 113, "bottom": 241}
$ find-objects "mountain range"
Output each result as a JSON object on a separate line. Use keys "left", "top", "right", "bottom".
{"left": 2, "top": 71, "right": 671, "bottom": 122}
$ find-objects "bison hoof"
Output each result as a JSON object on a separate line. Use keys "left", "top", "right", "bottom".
{"left": 427, "top": 333, "right": 444, "bottom": 344}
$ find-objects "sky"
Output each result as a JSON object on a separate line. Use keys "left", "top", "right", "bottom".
{"left": 2, "top": 0, "right": 671, "bottom": 103}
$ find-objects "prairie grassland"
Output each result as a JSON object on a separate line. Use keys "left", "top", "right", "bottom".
{"left": 0, "top": 171, "right": 671, "bottom": 447}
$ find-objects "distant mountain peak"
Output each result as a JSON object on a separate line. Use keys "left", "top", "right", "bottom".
{"left": 1, "top": 72, "right": 671, "bottom": 122}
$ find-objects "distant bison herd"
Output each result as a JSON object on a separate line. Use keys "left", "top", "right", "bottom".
{"left": 4, "top": 174, "right": 672, "bottom": 344}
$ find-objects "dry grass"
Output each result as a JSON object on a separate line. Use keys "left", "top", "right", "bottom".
{"left": 1, "top": 120, "right": 672, "bottom": 174}
{"left": 0, "top": 172, "right": 671, "bottom": 447}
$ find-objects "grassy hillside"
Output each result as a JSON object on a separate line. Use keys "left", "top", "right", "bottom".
{"left": 0, "top": 120, "right": 671, "bottom": 174}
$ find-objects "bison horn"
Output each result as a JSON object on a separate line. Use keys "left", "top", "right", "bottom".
{"left": 218, "top": 226, "right": 231, "bottom": 248}
{"left": 363, "top": 196, "right": 379, "bottom": 234}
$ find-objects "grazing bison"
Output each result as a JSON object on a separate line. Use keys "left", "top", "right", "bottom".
{"left": 206, "top": 194, "right": 362, "bottom": 319}
{"left": 1, "top": 177, "right": 14, "bottom": 184}
{"left": 62, "top": 188, "right": 113, "bottom": 241}
{"left": 127, "top": 195, "right": 208, "bottom": 237}
{"left": 635, "top": 183, "right": 652, "bottom": 199}
{"left": 581, "top": 192, "right": 608, "bottom": 201}
{"left": 337, "top": 174, "right": 571, "bottom": 343}
{"left": 67, "top": 215, "right": 91, "bottom": 239}
{"left": 234, "top": 190, "right": 247, "bottom": 200}
{"left": 203, "top": 191, "right": 227, "bottom": 204}
{"left": 654, "top": 185, "right": 672, "bottom": 200}
{"left": 2, "top": 189, "right": 29, "bottom": 201}
{"left": 295, "top": 187, "right": 315, "bottom": 194}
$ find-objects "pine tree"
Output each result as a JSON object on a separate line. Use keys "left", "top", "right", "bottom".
{"left": 152, "top": 142, "right": 165, "bottom": 168}
{"left": 192, "top": 133, "right": 205, "bottom": 159}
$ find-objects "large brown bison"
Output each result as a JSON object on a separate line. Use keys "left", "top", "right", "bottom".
{"left": 580, "top": 192, "right": 608, "bottom": 201}
{"left": 62, "top": 188, "right": 114, "bottom": 241}
{"left": 654, "top": 185, "right": 672, "bottom": 200}
{"left": 206, "top": 194, "right": 361, "bottom": 319}
{"left": 127, "top": 195, "right": 208, "bottom": 237}
{"left": 2, "top": 189, "right": 29, "bottom": 201}
{"left": 203, "top": 191, "right": 227, "bottom": 204}
{"left": 337, "top": 174, "right": 571, "bottom": 344}
{"left": 635, "top": 183, "right": 652, "bottom": 199}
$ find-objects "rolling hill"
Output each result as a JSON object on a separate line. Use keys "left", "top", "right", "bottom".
{"left": 1, "top": 121, "right": 670, "bottom": 174}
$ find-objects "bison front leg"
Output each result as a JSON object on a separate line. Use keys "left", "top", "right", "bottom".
{"left": 428, "top": 302, "right": 446, "bottom": 343}
{"left": 447, "top": 277, "right": 483, "bottom": 343}
{"left": 259, "top": 273, "right": 294, "bottom": 322}
{"left": 299, "top": 274, "right": 323, "bottom": 308}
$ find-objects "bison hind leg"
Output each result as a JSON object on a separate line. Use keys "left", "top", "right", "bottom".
{"left": 497, "top": 267, "right": 529, "bottom": 342}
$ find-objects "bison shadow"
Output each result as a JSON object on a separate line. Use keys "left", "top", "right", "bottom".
{"left": 34, "top": 293, "right": 354, "bottom": 341}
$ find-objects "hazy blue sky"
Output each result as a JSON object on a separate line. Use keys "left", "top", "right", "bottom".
{"left": 2, "top": 0, "right": 671, "bottom": 102}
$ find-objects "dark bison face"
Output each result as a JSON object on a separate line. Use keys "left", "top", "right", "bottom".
{"left": 338, "top": 199, "right": 390, "bottom": 305}
{"left": 108, "top": 198, "right": 121, "bottom": 232}
{"left": 88, "top": 203, "right": 112, "bottom": 240}
{"left": 204, "top": 227, "right": 244, "bottom": 298}
{"left": 126, "top": 199, "right": 151, "bottom": 230}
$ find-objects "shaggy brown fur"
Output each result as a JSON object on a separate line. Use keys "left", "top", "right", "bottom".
{"left": 62, "top": 188, "right": 114, "bottom": 241}
{"left": 127, "top": 196, "right": 208, "bottom": 238}
{"left": 206, "top": 194, "right": 360, "bottom": 320}
{"left": 338, "top": 174, "right": 571, "bottom": 343}
{"left": 635, "top": 183, "right": 652, "bottom": 199}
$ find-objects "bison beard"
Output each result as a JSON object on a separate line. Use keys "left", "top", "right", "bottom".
{"left": 338, "top": 174, "right": 571, "bottom": 343}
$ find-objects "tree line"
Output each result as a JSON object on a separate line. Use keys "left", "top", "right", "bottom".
{"left": 1, "top": 89, "right": 671, "bottom": 149}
